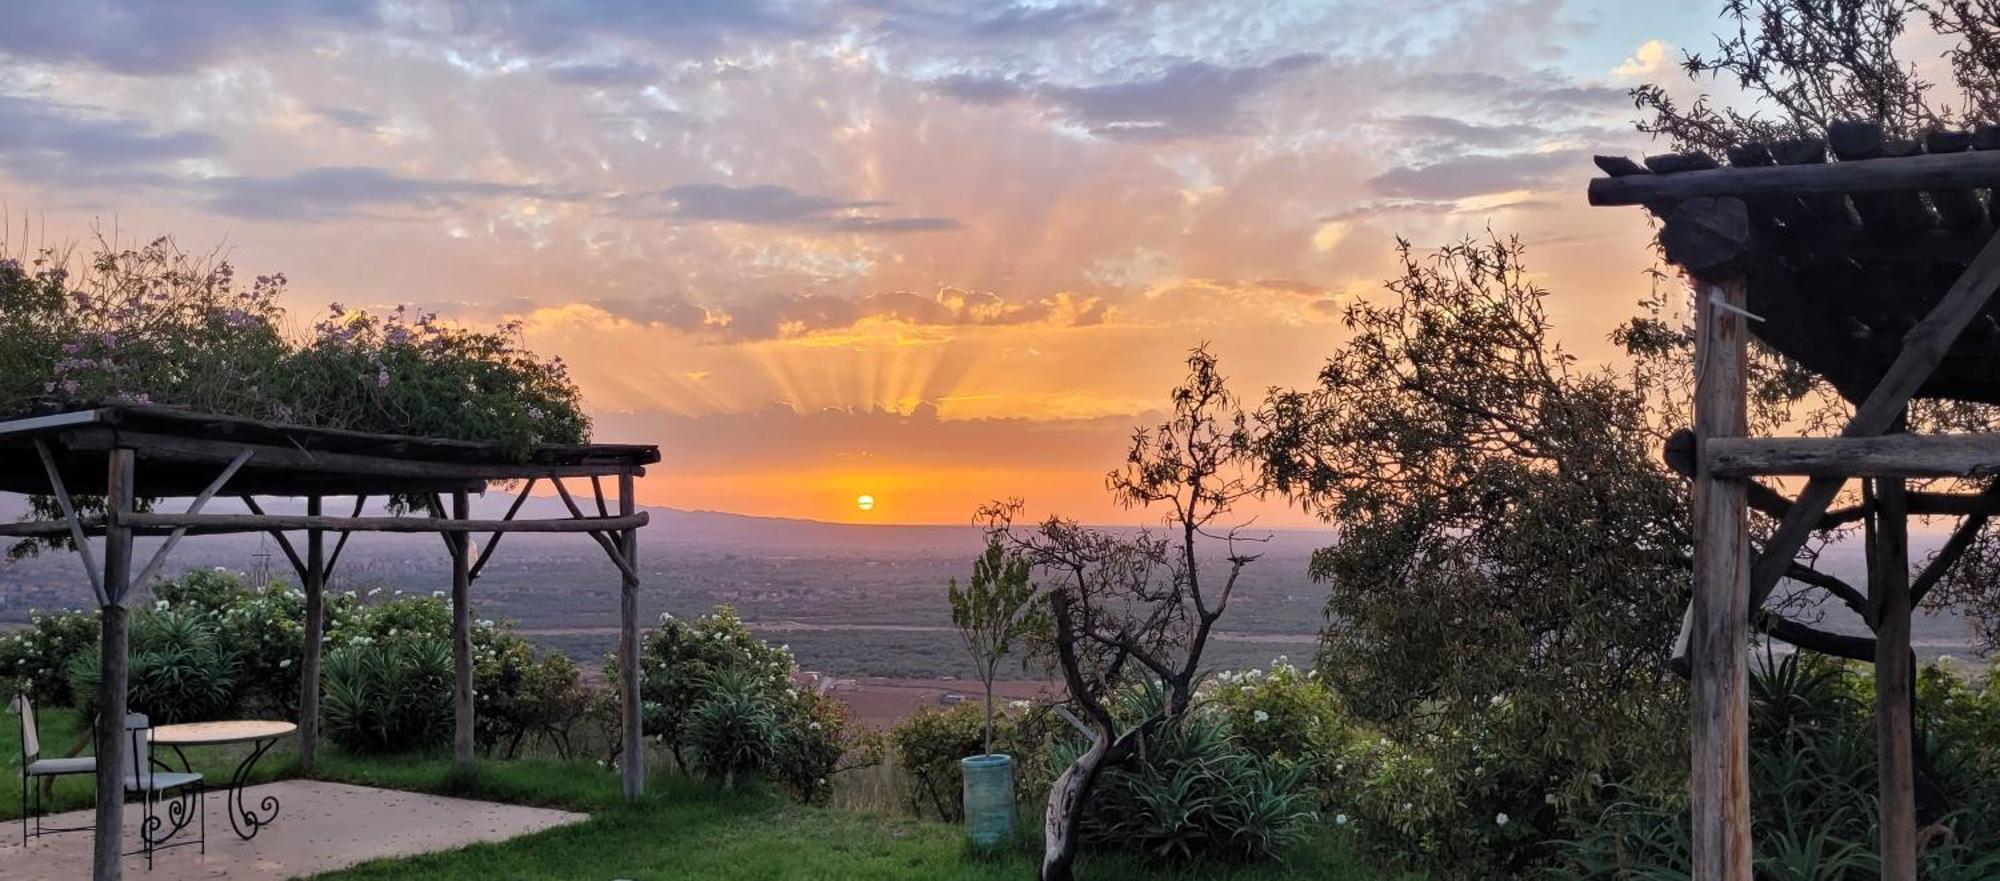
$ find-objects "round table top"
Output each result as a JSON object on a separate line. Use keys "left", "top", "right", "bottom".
{"left": 149, "top": 720, "right": 297, "bottom": 746}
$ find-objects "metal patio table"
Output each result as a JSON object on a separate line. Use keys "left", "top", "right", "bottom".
{"left": 149, "top": 720, "right": 296, "bottom": 840}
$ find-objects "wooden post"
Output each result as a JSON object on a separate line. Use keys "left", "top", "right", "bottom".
{"left": 91, "top": 449, "right": 135, "bottom": 881}
{"left": 451, "top": 490, "right": 475, "bottom": 769}
{"left": 300, "top": 495, "right": 325, "bottom": 770}
{"left": 1873, "top": 474, "right": 1917, "bottom": 881}
{"left": 618, "top": 470, "right": 643, "bottom": 800}
{"left": 1691, "top": 276, "right": 1753, "bottom": 881}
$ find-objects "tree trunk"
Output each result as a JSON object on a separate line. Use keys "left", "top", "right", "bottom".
{"left": 983, "top": 683, "right": 995, "bottom": 757}
{"left": 1041, "top": 733, "right": 1112, "bottom": 881}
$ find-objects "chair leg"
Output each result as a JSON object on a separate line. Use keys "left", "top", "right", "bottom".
{"left": 197, "top": 786, "right": 205, "bottom": 855}
{"left": 20, "top": 774, "right": 27, "bottom": 846}
{"left": 144, "top": 791, "right": 155, "bottom": 871}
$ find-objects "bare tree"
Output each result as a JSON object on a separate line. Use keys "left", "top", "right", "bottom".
{"left": 980, "top": 345, "right": 1266, "bottom": 881}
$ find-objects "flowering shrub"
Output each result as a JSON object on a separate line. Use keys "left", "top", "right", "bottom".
{"left": 632, "top": 606, "right": 864, "bottom": 802}
{"left": 887, "top": 699, "right": 1063, "bottom": 821}
{"left": 0, "top": 608, "right": 98, "bottom": 706}
{"left": 1205, "top": 659, "right": 1355, "bottom": 802}
{"left": 16, "top": 571, "right": 592, "bottom": 757}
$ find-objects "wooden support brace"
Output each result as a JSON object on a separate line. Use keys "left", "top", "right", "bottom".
{"left": 469, "top": 479, "right": 536, "bottom": 582}
{"left": 241, "top": 496, "right": 308, "bottom": 578}
{"left": 321, "top": 495, "right": 367, "bottom": 580}
{"left": 551, "top": 478, "right": 643, "bottom": 583}
{"left": 132, "top": 449, "right": 253, "bottom": 587}
{"left": 33, "top": 438, "right": 105, "bottom": 605}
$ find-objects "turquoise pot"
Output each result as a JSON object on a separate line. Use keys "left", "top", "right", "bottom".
{"left": 960, "top": 753, "right": 1015, "bottom": 848}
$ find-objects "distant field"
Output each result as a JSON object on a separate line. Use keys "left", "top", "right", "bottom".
{"left": 0, "top": 499, "right": 1987, "bottom": 679}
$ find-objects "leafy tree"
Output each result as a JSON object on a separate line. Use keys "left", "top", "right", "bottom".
{"left": 1259, "top": 237, "right": 1693, "bottom": 873}
{"left": 947, "top": 537, "right": 1044, "bottom": 757}
{"left": 981, "top": 345, "right": 1266, "bottom": 881}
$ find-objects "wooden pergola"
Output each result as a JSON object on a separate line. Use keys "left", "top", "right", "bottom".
{"left": 0, "top": 404, "right": 659, "bottom": 881}
{"left": 1589, "top": 121, "right": 2000, "bottom": 881}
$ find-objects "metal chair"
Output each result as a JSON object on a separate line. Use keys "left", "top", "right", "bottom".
{"left": 121, "top": 713, "right": 203, "bottom": 869}
{"left": 12, "top": 694, "right": 94, "bottom": 844}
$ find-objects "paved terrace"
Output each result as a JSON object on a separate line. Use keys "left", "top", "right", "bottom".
{"left": 0, "top": 781, "right": 585, "bottom": 879}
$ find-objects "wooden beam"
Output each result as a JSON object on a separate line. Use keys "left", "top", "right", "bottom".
{"left": 34, "top": 438, "right": 104, "bottom": 605}
{"left": 132, "top": 449, "right": 253, "bottom": 588}
{"left": 1589, "top": 148, "right": 2000, "bottom": 206}
{"left": 91, "top": 449, "right": 134, "bottom": 881}
{"left": 1743, "top": 228, "right": 2000, "bottom": 618}
{"left": 300, "top": 496, "right": 325, "bottom": 771}
{"left": 1872, "top": 477, "right": 1918, "bottom": 881}
{"left": 450, "top": 490, "right": 475, "bottom": 770}
{"left": 1690, "top": 275, "right": 1754, "bottom": 881}
{"left": 119, "top": 511, "right": 647, "bottom": 534}
{"left": 1706, "top": 433, "right": 2000, "bottom": 478}
{"left": 618, "top": 470, "right": 643, "bottom": 801}
{"left": 64, "top": 428, "right": 632, "bottom": 481}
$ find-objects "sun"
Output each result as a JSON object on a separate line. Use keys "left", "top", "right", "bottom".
{"left": 856, "top": 494, "right": 876, "bottom": 512}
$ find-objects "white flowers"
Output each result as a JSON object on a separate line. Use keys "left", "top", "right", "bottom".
{"left": 154, "top": 600, "right": 169, "bottom": 611}
{"left": 1334, "top": 813, "right": 1349, "bottom": 826}
{"left": 1252, "top": 710, "right": 1271, "bottom": 724}
{"left": 279, "top": 659, "right": 292, "bottom": 668}
{"left": 1495, "top": 812, "right": 1510, "bottom": 827}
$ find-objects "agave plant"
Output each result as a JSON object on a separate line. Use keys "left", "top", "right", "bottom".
{"left": 683, "top": 667, "right": 782, "bottom": 789}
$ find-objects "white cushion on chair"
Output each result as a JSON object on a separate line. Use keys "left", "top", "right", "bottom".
{"left": 126, "top": 770, "right": 201, "bottom": 793}
{"left": 26, "top": 756, "right": 95, "bottom": 776}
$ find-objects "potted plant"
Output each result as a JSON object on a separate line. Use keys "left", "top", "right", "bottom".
{"left": 947, "top": 536, "right": 1043, "bottom": 848}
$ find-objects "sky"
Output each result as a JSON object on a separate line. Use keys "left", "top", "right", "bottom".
{"left": 0, "top": 0, "right": 1741, "bottom": 525}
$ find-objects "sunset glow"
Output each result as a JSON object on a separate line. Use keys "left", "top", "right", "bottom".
{"left": 0, "top": 1, "right": 1722, "bottom": 525}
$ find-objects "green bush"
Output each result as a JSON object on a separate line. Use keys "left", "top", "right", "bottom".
{"left": 69, "top": 607, "right": 239, "bottom": 724}
{"left": 888, "top": 699, "right": 1063, "bottom": 821}
{"left": 1205, "top": 660, "right": 1355, "bottom": 804}
{"left": 683, "top": 667, "right": 782, "bottom": 789}
{"left": 633, "top": 606, "right": 865, "bottom": 802}
{"left": 1550, "top": 655, "right": 2000, "bottom": 881}
{"left": 1054, "top": 684, "right": 1318, "bottom": 866}
{"left": 0, "top": 608, "right": 98, "bottom": 706}
{"left": 321, "top": 637, "right": 454, "bottom": 753}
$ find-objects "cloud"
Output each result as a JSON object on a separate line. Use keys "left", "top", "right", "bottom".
{"left": 932, "top": 53, "right": 1324, "bottom": 141}
{"left": 316, "top": 107, "right": 383, "bottom": 131}
{"left": 584, "top": 287, "right": 1107, "bottom": 341}
{"left": 1613, "top": 39, "right": 1670, "bottom": 78}
{"left": 632, "top": 183, "right": 961, "bottom": 234}
{"left": 194, "top": 166, "right": 558, "bottom": 221}
{"left": 1366, "top": 151, "right": 1586, "bottom": 200}
{"left": 0, "top": 0, "right": 378, "bottom": 74}
{"left": 1383, "top": 115, "right": 1545, "bottom": 149}
{"left": 548, "top": 59, "right": 661, "bottom": 86}
{"left": 1405, "top": 71, "right": 1627, "bottom": 119}
{"left": 0, "top": 92, "right": 220, "bottom": 185}
{"left": 449, "top": 0, "right": 820, "bottom": 57}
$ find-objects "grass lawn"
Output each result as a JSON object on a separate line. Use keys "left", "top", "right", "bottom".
{"left": 9, "top": 705, "right": 1411, "bottom": 880}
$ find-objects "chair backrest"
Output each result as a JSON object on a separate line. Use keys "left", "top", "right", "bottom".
{"left": 122, "top": 713, "right": 151, "bottom": 789}
{"left": 11, "top": 695, "right": 39, "bottom": 762}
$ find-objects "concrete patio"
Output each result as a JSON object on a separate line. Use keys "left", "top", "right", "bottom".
{"left": 0, "top": 780, "right": 587, "bottom": 879}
